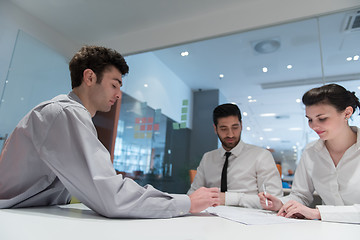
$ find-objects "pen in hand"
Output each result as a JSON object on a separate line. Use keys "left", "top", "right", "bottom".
{"left": 263, "top": 183, "right": 268, "bottom": 207}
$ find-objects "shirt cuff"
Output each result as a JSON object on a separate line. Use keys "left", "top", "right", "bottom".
{"left": 317, "top": 205, "right": 360, "bottom": 224}
{"left": 225, "top": 192, "right": 240, "bottom": 206}
{"left": 170, "top": 194, "right": 191, "bottom": 216}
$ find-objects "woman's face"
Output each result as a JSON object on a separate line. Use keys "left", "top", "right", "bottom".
{"left": 305, "top": 103, "right": 349, "bottom": 141}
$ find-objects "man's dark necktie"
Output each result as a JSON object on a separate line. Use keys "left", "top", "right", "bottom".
{"left": 221, "top": 152, "right": 231, "bottom": 192}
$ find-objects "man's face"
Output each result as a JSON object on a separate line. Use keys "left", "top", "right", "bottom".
{"left": 89, "top": 66, "right": 122, "bottom": 114}
{"left": 214, "top": 115, "right": 242, "bottom": 151}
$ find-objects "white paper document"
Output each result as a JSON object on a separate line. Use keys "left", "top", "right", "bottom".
{"left": 206, "top": 206, "right": 304, "bottom": 225}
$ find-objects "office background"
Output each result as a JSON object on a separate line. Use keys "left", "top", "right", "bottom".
{"left": 1, "top": 0, "right": 360, "bottom": 193}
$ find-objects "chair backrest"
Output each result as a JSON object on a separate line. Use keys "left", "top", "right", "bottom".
{"left": 189, "top": 169, "right": 197, "bottom": 183}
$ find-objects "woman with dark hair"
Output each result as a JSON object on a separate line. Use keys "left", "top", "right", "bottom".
{"left": 259, "top": 83, "right": 360, "bottom": 223}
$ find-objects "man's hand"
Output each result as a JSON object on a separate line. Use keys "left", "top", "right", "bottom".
{"left": 189, "top": 187, "right": 220, "bottom": 213}
{"left": 277, "top": 200, "right": 321, "bottom": 220}
{"left": 258, "top": 192, "right": 283, "bottom": 211}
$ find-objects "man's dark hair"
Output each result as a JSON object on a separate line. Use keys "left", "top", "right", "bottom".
{"left": 213, "top": 103, "right": 242, "bottom": 126}
{"left": 69, "top": 45, "right": 129, "bottom": 88}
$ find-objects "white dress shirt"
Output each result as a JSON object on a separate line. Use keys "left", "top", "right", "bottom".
{"left": 282, "top": 126, "right": 360, "bottom": 223}
{"left": 187, "top": 140, "right": 283, "bottom": 208}
{"left": 0, "top": 92, "right": 190, "bottom": 218}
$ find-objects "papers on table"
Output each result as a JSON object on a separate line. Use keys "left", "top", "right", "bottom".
{"left": 206, "top": 206, "right": 304, "bottom": 225}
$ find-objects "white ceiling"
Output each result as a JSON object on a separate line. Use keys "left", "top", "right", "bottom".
{"left": 9, "top": 0, "right": 360, "bottom": 159}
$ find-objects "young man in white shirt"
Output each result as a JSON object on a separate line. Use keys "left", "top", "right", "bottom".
{"left": 0, "top": 45, "right": 220, "bottom": 218}
{"left": 188, "top": 103, "right": 282, "bottom": 208}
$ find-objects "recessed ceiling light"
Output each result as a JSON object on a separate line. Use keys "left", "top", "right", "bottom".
{"left": 263, "top": 128, "right": 273, "bottom": 132}
{"left": 269, "top": 138, "right": 281, "bottom": 141}
{"left": 219, "top": 74, "right": 224, "bottom": 78}
{"left": 180, "top": 51, "right": 189, "bottom": 57}
{"left": 259, "top": 137, "right": 264, "bottom": 140}
{"left": 248, "top": 99, "right": 257, "bottom": 103}
{"left": 144, "top": 84, "right": 148, "bottom": 87}
{"left": 289, "top": 127, "right": 302, "bottom": 131}
{"left": 346, "top": 57, "right": 353, "bottom": 61}
{"left": 260, "top": 113, "right": 276, "bottom": 117}
{"left": 243, "top": 112, "right": 248, "bottom": 116}
{"left": 287, "top": 64, "right": 293, "bottom": 69}
{"left": 354, "top": 55, "right": 359, "bottom": 61}
{"left": 246, "top": 127, "right": 251, "bottom": 131}
{"left": 262, "top": 67, "right": 268, "bottom": 73}
{"left": 296, "top": 98, "right": 301, "bottom": 103}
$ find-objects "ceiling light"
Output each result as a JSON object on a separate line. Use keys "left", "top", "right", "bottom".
{"left": 263, "top": 128, "right": 273, "bottom": 132}
{"left": 346, "top": 57, "right": 353, "bottom": 61}
{"left": 144, "top": 84, "right": 148, "bottom": 87}
{"left": 262, "top": 67, "right": 268, "bottom": 73}
{"left": 269, "top": 138, "right": 281, "bottom": 141}
{"left": 287, "top": 65, "right": 293, "bottom": 69}
{"left": 219, "top": 74, "right": 224, "bottom": 78}
{"left": 260, "top": 113, "right": 276, "bottom": 117}
{"left": 354, "top": 55, "right": 359, "bottom": 61}
{"left": 243, "top": 112, "right": 248, "bottom": 116}
{"left": 259, "top": 137, "right": 264, "bottom": 140}
{"left": 246, "top": 127, "right": 251, "bottom": 131}
{"left": 248, "top": 99, "right": 257, "bottom": 103}
{"left": 254, "top": 39, "right": 281, "bottom": 54}
{"left": 289, "top": 127, "right": 302, "bottom": 131}
{"left": 180, "top": 51, "right": 189, "bottom": 57}
{"left": 296, "top": 98, "right": 301, "bottom": 103}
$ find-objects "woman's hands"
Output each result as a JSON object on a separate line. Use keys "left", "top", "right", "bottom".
{"left": 258, "top": 193, "right": 321, "bottom": 220}
{"left": 278, "top": 200, "right": 321, "bottom": 220}
{"left": 258, "top": 192, "right": 283, "bottom": 211}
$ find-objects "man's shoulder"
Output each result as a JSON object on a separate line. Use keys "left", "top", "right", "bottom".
{"left": 27, "top": 94, "right": 88, "bottom": 123}
{"left": 203, "top": 148, "right": 221, "bottom": 156}
{"left": 241, "top": 141, "right": 268, "bottom": 154}
{"left": 35, "top": 94, "right": 86, "bottom": 114}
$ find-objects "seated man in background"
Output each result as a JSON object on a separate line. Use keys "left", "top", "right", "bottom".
{"left": 0, "top": 45, "right": 220, "bottom": 218}
{"left": 188, "top": 103, "right": 282, "bottom": 208}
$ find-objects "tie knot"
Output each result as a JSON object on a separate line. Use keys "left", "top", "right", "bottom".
{"left": 225, "top": 152, "right": 231, "bottom": 158}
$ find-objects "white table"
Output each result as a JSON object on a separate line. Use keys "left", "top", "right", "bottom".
{"left": 1, "top": 204, "right": 359, "bottom": 240}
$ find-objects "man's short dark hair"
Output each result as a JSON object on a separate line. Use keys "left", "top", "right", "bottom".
{"left": 213, "top": 103, "right": 242, "bottom": 126}
{"left": 69, "top": 45, "right": 129, "bottom": 89}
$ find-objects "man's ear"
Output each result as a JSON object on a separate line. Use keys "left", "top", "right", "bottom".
{"left": 83, "top": 69, "right": 96, "bottom": 86}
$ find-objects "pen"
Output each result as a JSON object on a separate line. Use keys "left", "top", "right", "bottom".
{"left": 263, "top": 183, "right": 268, "bottom": 207}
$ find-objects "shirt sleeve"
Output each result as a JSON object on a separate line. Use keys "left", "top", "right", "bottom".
{"left": 317, "top": 204, "right": 360, "bottom": 223}
{"left": 281, "top": 151, "right": 315, "bottom": 206}
{"left": 226, "top": 150, "right": 283, "bottom": 209}
{"left": 37, "top": 106, "right": 190, "bottom": 218}
{"left": 187, "top": 155, "right": 207, "bottom": 195}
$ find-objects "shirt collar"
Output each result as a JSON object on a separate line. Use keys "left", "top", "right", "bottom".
{"left": 68, "top": 91, "right": 84, "bottom": 106}
{"left": 220, "top": 140, "right": 244, "bottom": 157}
